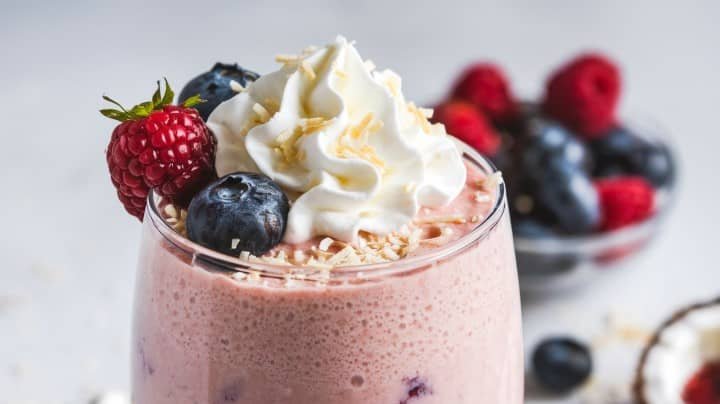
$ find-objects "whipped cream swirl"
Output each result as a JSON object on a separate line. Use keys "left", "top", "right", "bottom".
{"left": 208, "top": 36, "right": 466, "bottom": 244}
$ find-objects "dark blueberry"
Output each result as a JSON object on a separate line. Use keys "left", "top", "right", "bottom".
{"left": 399, "top": 376, "right": 432, "bottom": 404}
{"left": 532, "top": 337, "right": 593, "bottom": 394}
{"left": 186, "top": 172, "right": 289, "bottom": 256}
{"left": 590, "top": 126, "right": 675, "bottom": 187}
{"left": 512, "top": 218, "right": 579, "bottom": 275}
{"left": 516, "top": 156, "right": 600, "bottom": 235}
{"left": 519, "top": 118, "right": 593, "bottom": 172}
{"left": 179, "top": 63, "right": 260, "bottom": 121}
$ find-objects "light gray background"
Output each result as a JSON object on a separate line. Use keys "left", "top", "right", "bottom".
{"left": 1, "top": 0, "right": 719, "bottom": 402}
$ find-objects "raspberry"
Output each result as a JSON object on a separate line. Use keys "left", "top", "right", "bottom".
{"left": 594, "top": 176, "right": 654, "bottom": 231}
{"left": 683, "top": 361, "right": 720, "bottom": 404}
{"left": 433, "top": 101, "right": 501, "bottom": 156}
{"left": 102, "top": 80, "right": 215, "bottom": 220}
{"left": 542, "top": 53, "right": 621, "bottom": 138}
{"left": 451, "top": 63, "right": 518, "bottom": 124}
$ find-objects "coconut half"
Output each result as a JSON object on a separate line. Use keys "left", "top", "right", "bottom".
{"left": 634, "top": 296, "right": 720, "bottom": 404}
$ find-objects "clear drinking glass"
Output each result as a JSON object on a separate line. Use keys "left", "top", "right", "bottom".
{"left": 130, "top": 144, "right": 523, "bottom": 404}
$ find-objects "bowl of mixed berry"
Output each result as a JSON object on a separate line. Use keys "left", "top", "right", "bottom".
{"left": 433, "top": 53, "right": 677, "bottom": 291}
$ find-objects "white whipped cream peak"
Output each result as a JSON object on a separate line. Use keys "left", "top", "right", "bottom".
{"left": 208, "top": 36, "right": 466, "bottom": 244}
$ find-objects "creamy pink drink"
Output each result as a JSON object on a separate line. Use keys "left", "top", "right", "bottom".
{"left": 130, "top": 36, "right": 523, "bottom": 403}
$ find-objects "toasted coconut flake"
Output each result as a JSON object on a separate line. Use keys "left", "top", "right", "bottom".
{"left": 275, "top": 54, "right": 300, "bottom": 65}
{"left": 319, "top": 237, "right": 334, "bottom": 251}
{"left": 381, "top": 246, "right": 400, "bottom": 261}
{"left": 239, "top": 251, "right": 251, "bottom": 261}
{"left": 408, "top": 102, "right": 432, "bottom": 133}
{"left": 470, "top": 215, "right": 481, "bottom": 223}
{"left": 247, "top": 271, "right": 261, "bottom": 284}
{"left": 418, "top": 107, "right": 434, "bottom": 118}
{"left": 253, "top": 103, "right": 271, "bottom": 123}
{"left": 300, "top": 60, "right": 317, "bottom": 81}
{"left": 164, "top": 204, "right": 178, "bottom": 218}
{"left": 293, "top": 250, "right": 305, "bottom": 264}
{"left": 229, "top": 80, "right": 245, "bottom": 93}
{"left": 474, "top": 191, "right": 491, "bottom": 203}
{"left": 232, "top": 272, "right": 248, "bottom": 281}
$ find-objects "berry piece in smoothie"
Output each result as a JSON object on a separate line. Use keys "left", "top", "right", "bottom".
{"left": 399, "top": 376, "right": 433, "bottom": 404}
{"left": 595, "top": 176, "right": 655, "bottom": 231}
{"left": 101, "top": 79, "right": 216, "bottom": 219}
{"left": 683, "top": 361, "right": 720, "bottom": 404}
{"left": 451, "top": 63, "right": 518, "bottom": 124}
{"left": 532, "top": 337, "right": 593, "bottom": 394}
{"left": 186, "top": 172, "right": 289, "bottom": 256}
{"left": 433, "top": 100, "right": 501, "bottom": 156}
{"left": 542, "top": 53, "right": 621, "bottom": 138}
{"left": 590, "top": 126, "right": 676, "bottom": 187}
{"left": 179, "top": 63, "right": 260, "bottom": 121}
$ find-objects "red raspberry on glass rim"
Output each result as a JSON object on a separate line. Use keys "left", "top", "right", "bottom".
{"left": 101, "top": 79, "right": 216, "bottom": 220}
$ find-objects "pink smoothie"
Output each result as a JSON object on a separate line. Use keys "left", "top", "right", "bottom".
{"left": 131, "top": 158, "right": 523, "bottom": 403}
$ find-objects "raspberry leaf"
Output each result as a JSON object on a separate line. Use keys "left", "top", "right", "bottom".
{"left": 102, "top": 95, "right": 129, "bottom": 113}
{"left": 100, "top": 78, "right": 178, "bottom": 122}
{"left": 100, "top": 108, "right": 129, "bottom": 121}
{"left": 129, "top": 101, "right": 155, "bottom": 118}
{"left": 151, "top": 81, "right": 163, "bottom": 106}
{"left": 159, "top": 78, "right": 174, "bottom": 107}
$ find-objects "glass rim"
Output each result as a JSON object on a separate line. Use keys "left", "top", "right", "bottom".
{"left": 145, "top": 139, "right": 507, "bottom": 281}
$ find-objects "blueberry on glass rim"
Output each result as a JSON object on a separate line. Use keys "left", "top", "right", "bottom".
{"left": 186, "top": 172, "right": 289, "bottom": 257}
{"left": 179, "top": 63, "right": 260, "bottom": 121}
{"left": 532, "top": 336, "right": 593, "bottom": 394}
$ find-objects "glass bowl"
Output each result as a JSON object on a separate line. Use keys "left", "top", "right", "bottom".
{"left": 513, "top": 114, "right": 678, "bottom": 293}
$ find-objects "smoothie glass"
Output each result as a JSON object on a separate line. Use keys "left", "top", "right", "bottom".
{"left": 131, "top": 143, "right": 524, "bottom": 404}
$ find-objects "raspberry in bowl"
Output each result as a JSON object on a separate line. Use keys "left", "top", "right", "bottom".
{"left": 434, "top": 54, "right": 677, "bottom": 292}
{"left": 101, "top": 36, "right": 525, "bottom": 403}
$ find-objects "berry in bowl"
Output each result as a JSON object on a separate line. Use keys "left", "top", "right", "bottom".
{"left": 433, "top": 53, "right": 677, "bottom": 292}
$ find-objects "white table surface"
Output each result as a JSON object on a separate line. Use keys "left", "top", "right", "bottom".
{"left": 2, "top": 1, "right": 719, "bottom": 402}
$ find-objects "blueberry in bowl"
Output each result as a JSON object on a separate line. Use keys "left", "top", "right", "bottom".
{"left": 435, "top": 54, "right": 678, "bottom": 293}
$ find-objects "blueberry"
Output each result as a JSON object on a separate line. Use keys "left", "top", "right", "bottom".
{"left": 519, "top": 118, "right": 593, "bottom": 172}
{"left": 512, "top": 154, "right": 599, "bottom": 235}
{"left": 590, "top": 126, "right": 675, "bottom": 187}
{"left": 532, "top": 337, "right": 593, "bottom": 394}
{"left": 179, "top": 63, "right": 260, "bottom": 121}
{"left": 186, "top": 172, "right": 289, "bottom": 256}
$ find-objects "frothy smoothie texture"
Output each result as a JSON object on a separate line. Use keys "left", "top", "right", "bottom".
{"left": 127, "top": 36, "right": 523, "bottom": 403}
